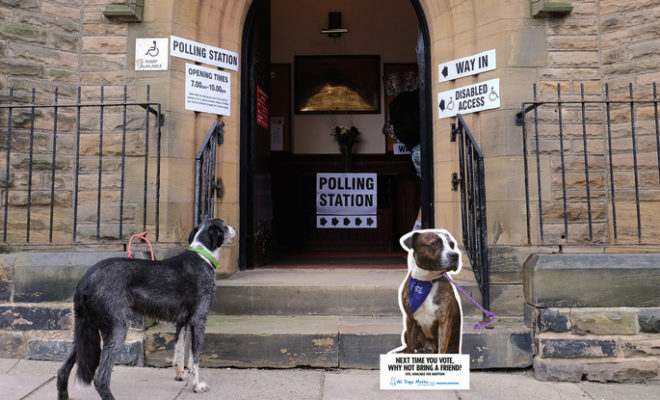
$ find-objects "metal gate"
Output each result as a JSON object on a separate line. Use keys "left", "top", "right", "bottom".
{"left": 0, "top": 86, "right": 162, "bottom": 244}
{"left": 193, "top": 120, "right": 225, "bottom": 226}
{"left": 521, "top": 83, "right": 660, "bottom": 245}
{"left": 452, "top": 114, "right": 490, "bottom": 312}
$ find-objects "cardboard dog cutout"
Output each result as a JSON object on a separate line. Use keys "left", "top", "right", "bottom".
{"left": 391, "top": 229, "right": 464, "bottom": 354}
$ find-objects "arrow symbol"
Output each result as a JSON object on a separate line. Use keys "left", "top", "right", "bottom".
{"left": 442, "top": 65, "right": 449, "bottom": 78}
{"left": 320, "top": 217, "right": 328, "bottom": 226}
{"left": 344, "top": 217, "right": 351, "bottom": 226}
{"left": 355, "top": 217, "right": 362, "bottom": 226}
{"left": 439, "top": 99, "right": 446, "bottom": 111}
{"left": 332, "top": 217, "right": 339, "bottom": 226}
{"left": 367, "top": 217, "right": 374, "bottom": 226}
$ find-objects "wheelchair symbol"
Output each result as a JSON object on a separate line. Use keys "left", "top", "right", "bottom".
{"left": 146, "top": 41, "right": 159, "bottom": 57}
{"left": 489, "top": 87, "right": 499, "bottom": 102}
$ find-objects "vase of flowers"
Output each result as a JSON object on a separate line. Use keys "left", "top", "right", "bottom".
{"left": 331, "top": 125, "right": 360, "bottom": 172}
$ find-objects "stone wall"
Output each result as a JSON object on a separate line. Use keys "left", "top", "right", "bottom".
{"left": 525, "top": 253, "right": 660, "bottom": 382}
{"left": 0, "top": 0, "right": 134, "bottom": 102}
{"left": 527, "top": 305, "right": 660, "bottom": 382}
{"left": 525, "top": 0, "right": 660, "bottom": 246}
{"left": 0, "top": 1, "right": 149, "bottom": 243}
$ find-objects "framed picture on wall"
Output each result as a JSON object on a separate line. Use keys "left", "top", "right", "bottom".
{"left": 294, "top": 55, "right": 381, "bottom": 114}
{"left": 383, "top": 63, "right": 418, "bottom": 153}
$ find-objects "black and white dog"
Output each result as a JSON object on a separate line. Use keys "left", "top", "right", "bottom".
{"left": 57, "top": 218, "right": 235, "bottom": 400}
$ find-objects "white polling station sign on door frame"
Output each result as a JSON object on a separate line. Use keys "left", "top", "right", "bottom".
{"left": 170, "top": 35, "right": 239, "bottom": 71}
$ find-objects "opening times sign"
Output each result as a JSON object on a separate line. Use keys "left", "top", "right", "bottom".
{"left": 185, "top": 63, "right": 231, "bottom": 115}
{"left": 317, "top": 173, "right": 377, "bottom": 229}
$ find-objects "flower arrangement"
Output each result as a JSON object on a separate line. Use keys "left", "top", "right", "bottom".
{"left": 331, "top": 125, "right": 360, "bottom": 172}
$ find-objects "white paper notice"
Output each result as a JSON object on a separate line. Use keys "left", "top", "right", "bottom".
{"left": 185, "top": 63, "right": 231, "bottom": 115}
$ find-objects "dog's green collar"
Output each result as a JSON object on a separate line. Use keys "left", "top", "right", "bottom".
{"left": 189, "top": 247, "right": 219, "bottom": 269}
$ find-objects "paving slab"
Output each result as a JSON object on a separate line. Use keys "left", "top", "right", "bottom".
{"left": 0, "top": 359, "right": 658, "bottom": 400}
{"left": 462, "top": 371, "right": 586, "bottom": 400}
{"left": 27, "top": 365, "right": 186, "bottom": 400}
{"left": 0, "top": 358, "right": 19, "bottom": 373}
{"left": 0, "top": 374, "right": 54, "bottom": 399}
{"left": 176, "top": 368, "right": 322, "bottom": 400}
{"left": 322, "top": 370, "right": 459, "bottom": 400}
{"left": 580, "top": 380, "right": 660, "bottom": 400}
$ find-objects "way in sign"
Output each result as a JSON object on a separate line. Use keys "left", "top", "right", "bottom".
{"left": 455, "top": 54, "right": 490, "bottom": 74}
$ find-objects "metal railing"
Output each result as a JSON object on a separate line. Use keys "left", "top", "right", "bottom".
{"left": 451, "top": 114, "right": 490, "bottom": 312}
{"left": 521, "top": 83, "right": 660, "bottom": 245}
{"left": 0, "top": 86, "right": 162, "bottom": 244}
{"left": 194, "top": 120, "right": 224, "bottom": 226}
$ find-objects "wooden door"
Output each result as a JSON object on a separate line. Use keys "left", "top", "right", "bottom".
{"left": 240, "top": 0, "right": 272, "bottom": 269}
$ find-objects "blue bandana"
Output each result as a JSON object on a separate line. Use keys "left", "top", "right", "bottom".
{"left": 408, "top": 278, "right": 433, "bottom": 313}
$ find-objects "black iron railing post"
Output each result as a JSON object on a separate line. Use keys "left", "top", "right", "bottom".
{"left": 3, "top": 89, "right": 12, "bottom": 242}
{"left": 454, "top": 114, "right": 490, "bottom": 312}
{"left": 49, "top": 88, "right": 59, "bottom": 243}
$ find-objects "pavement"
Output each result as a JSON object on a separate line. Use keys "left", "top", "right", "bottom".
{"left": 1, "top": 358, "right": 659, "bottom": 400}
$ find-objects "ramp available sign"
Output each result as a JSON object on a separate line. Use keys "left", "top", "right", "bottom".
{"left": 316, "top": 173, "right": 377, "bottom": 229}
{"left": 135, "top": 38, "right": 169, "bottom": 71}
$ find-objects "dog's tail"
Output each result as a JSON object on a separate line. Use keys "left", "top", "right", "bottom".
{"left": 73, "top": 292, "right": 102, "bottom": 385}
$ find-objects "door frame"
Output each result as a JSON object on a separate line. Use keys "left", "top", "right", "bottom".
{"left": 239, "top": 0, "right": 434, "bottom": 269}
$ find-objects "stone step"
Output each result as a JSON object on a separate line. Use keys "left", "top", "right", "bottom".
{"left": 0, "top": 302, "right": 73, "bottom": 331}
{"left": 212, "top": 269, "right": 491, "bottom": 317}
{"left": 144, "top": 315, "right": 532, "bottom": 370}
{"left": 0, "top": 328, "right": 144, "bottom": 364}
{"left": 0, "top": 302, "right": 142, "bottom": 331}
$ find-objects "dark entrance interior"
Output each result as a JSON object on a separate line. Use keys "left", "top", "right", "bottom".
{"left": 240, "top": 0, "right": 433, "bottom": 269}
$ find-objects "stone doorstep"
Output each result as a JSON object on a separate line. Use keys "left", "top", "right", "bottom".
{"left": 0, "top": 329, "right": 144, "bottom": 365}
{"left": 213, "top": 269, "right": 522, "bottom": 317}
{"left": 143, "top": 315, "right": 533, "bottom": 370}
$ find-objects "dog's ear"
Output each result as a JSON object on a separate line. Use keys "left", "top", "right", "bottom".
{"left": 400, "top": 231, "right": 419, "bottom": 252}
{"left": 188, "top": 225, "right": 199, "bottom": 244}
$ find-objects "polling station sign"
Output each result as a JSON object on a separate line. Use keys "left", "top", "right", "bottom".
{"left": 171, "top": 35, "right": 239, "bottom": 71}
{"left": 438, "top": 49, "right": 496, "bottom": 82}
{"left": 380, "top": 354, "right": 470, "bottom": 390}
{"left": 317, "top": 173, "right": 377, "bottom": 229}
{"left": 185, "top": 63, "right": 231, "bottom": 115}
{"left": 437, "top": 78, "right": 500, "bottom": 120}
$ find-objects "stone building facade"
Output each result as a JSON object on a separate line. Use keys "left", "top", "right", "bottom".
{"left": 1, "top": 0, "right": 659, "bottom": 382}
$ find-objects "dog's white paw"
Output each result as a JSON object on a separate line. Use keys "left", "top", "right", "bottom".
{"left": 175, "top": 366, "right": 189, "bottom": 381}
{"left": 193, "top": 381, "right": 210, "bottom": 393}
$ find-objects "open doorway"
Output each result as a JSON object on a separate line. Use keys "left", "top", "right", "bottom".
{"left": 240, "top": 0, "right": 433, "bottom": 269}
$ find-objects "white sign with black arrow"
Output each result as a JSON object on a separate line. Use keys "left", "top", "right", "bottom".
{"left": 437, "top": 78, "right": 500, "bottom": 120}
{"left": 438, "top": 49, "right": 496, "bottom": 82}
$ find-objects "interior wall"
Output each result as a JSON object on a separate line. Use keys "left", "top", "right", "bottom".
{"left": 271, "top": 0, "right": 418, "bottom": 154}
